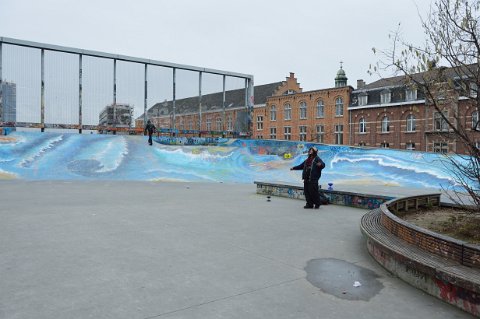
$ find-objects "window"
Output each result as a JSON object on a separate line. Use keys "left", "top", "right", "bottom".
{"left": 216, "top": 117, "right": 222, "bottom": 131}
{"left": 470, "top": 82, "right": 478, "bottom": 97}
{"left": 189, "top": 120, "right": 193, "bottom": 130}
{"left": 284, "top": 126, "right": 291, "bottom": 140}
{"left": 381, "top": 116, "right": 390, "bottom": 133}
{"left": 472, "top": 111, "right": 479, "bottom": 131}
{"left": 227, "top": 115, "right": 233, "bottom": 131}
{"left": 284, "top": 103, "right": 292, "bottom": 120}
{"left": 299, "top": 102, "right": 307, "bottom": 119}
{"left": 316, "top": 125, "right": 324, "bottom": 143}
{"left": 358, "top": 142, "right": 366, "bottom": 147}
{"left": 406, "top": 143, "right": 416, "bottom": 151}
{"left": 206, "top": 117, "right": 212, "bottom": 131}
{"left": 316, "top": 100, "right": 324, "bottom": 118}
{"left": 434, "top": 111, "right": 449, "bottom": 131}
{"left": 299, "top": 126, "right": 307, "bottom": 141}
{"left": 335, "top": 124, "right": 344, "bottom": 144}
{"left": 406, "top": 88, "right": 417, "bottom": 101}
{"left": 270, "top": 105, "right": 277, "bottom": 121}
{"left": 256, "top": 115, "right": 263, "bottom": 130}
{"left": 257, "top": 135, "right": 263, "bottom": 139}
{"left": 358, "top": 94, "right": 368, "bottom": 106}
{"left": 475, "top": 141, "right": 480, "bottom": 149}
{"left": 381, "top": 91, "right": 391, "bottom": 104}
{"left": 335, "top": 97, "right": 344, "bottom": 116}
{"left": 406, "top": 114, "right": 416, "bottom": 132}
{"left": 179, "top": 118, "right": 184, "bottom": 130}
{"left": 380, "top": 142, "right": 390, "bottom": 148}
{"left": 270, "top": 127, "right": 277, "bottom": 139}
{"left": 433, "top": 142, "right": 448, "bottom": 154}
{"left": 359, "top": 118, "right": 366, "bottom": 133}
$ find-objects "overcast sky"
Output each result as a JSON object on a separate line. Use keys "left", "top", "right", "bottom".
{"left": 0, "top": 0, "right": 432, "bottom": 91}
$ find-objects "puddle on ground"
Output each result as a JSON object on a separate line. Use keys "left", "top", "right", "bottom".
{"left": 305, "top": 258, "right": 384, "bottom": 301}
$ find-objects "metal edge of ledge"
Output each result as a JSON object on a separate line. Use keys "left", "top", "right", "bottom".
{"left": 254, "top": 181, "right": 395, "bottom": 200}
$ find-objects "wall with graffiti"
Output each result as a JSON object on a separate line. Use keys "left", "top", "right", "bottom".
{"left": 0, "top": 131, "right": 468, "bottom": 190}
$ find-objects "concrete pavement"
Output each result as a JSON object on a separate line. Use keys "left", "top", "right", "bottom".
{"left": 0, "top": 181, "right": 473, "bottom": 318}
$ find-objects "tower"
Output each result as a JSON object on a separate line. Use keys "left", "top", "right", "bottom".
{"left": 335, "top": 62, "right": 348, "bottom": 88}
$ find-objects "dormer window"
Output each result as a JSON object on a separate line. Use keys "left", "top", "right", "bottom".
{"left": 380, "top": 90, "right": 391, "bottom": 104}
{"left": 358, "top": 93, "right": 368, "bottom": 106}
{"left": 471, "top": 82, "right": 478, "bottom": 97}
{"left": 406, "top": 88, "right": 417, "bottom": 101}
{"left": 283, "top": 89, "right": 296, "bottom": 95}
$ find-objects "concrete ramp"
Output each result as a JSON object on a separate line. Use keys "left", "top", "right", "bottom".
{"left": 0, "top": 132, "right": 460, "bottom": 190}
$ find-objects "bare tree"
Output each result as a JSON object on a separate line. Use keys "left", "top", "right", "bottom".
{"left": 372, "top": 0, "right": 480, "bottom": 212}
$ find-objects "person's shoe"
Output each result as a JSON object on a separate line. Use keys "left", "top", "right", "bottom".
{"left": 314, "top": 205, "right": 320, "bottom": 209}
{"left": 304, "top": 205, "right": 313, "bottom": 209}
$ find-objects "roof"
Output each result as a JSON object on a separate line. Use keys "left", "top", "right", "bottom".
{"left": 357, "top": 64, "right": 478, "bottom": 91}
{"left": 137, "top": 82, "right": 283, "bottom": 120}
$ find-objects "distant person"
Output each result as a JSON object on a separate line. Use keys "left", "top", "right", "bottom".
{"left": 144, "top": 120, "right": 156, "bottom": 146}
{"left": 290, "top": 146, "right": 325, "bottom": 209}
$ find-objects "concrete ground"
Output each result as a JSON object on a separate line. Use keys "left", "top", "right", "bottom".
{"left": 0, "top": 181, "right": 473, "bottom": 319}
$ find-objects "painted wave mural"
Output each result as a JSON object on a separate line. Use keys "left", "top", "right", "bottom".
{"left": 0, "top": 131, "right": 468, "bottom": 190}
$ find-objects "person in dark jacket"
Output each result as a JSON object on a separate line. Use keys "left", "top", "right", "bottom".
{"left": 144, "top": 120, "right": 156, "bottom": 145}
{"left": 290, "top": 146, "right": 326, "bottom": 209}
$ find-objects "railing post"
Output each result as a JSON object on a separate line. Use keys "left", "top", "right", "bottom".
{"left": 144, "top": 63, "right": 147, "bottom": 128}
{"left": 222, "top": 75, "right": 226, "bottom": 133}
{"left": 40, "top": 49, "right": 45, "bottom": 132}
{"left": 78, "top": 54, "right": 83, "bottom": 134}
{"left": 198, "top": 71, "right": 202, "bottom": 134}
{"left": 0, "top": 41, "right": 3, "bottom": 127}
{"left": 113, "top": 59, "right": 117, "bottom": 135}
{"left": 172, "top": 68, "right": 176, "bottom": 134}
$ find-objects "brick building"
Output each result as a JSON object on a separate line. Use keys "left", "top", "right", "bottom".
{"left": 136, "top": 82, "right": 282, "bottom": 136}
{"left": 349, "top": 70, "right": 480, "bottom": 154}
{"left": 252, "top": 70, "right": 352, "bottom": 144}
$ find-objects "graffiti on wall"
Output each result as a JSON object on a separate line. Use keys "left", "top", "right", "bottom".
{"left": 0, "top": 132, "right": 470, "bottom": 190}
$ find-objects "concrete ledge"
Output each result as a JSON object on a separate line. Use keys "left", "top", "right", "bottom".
{"left": 254, "top": 181, "right": 393, "bottom": 209}
{"left": 361, "top": 195, "right": 480, "bottom": 317}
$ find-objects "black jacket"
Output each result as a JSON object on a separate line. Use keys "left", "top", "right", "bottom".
{"left": 292, "top": 155, "right": 325, "bottom": 182}
{"left": 144, "top": 123, "right": 156, "bottom": 135}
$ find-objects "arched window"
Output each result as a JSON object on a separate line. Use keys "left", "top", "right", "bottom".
{"left": 359, "top": 118, "right": 366, "bottom": 133}
{"left": 299, "top": 102, "right": 307, "bottom": 119}
{"left": 406, "top": 114, "right": 416, "bottom": 132}
{"left": 472, "top": 111, "right": 479, "bottom": 130}
{"left": 335, "top": 97, "right": 344, "bottom": 116}
{"left": 270, "top": 105, "right": 276, "bottom": 121}
{"left": 316, "top": 100, "right": 324, "bottom": 118}
{"left": 381, "top": 116, "right": 390, "bottom": 133}
{"left": 284, "top": 103, "right": 292, "bottom": 120}
{"left": 216, "top": 117, "right": 222, "bottom": 131}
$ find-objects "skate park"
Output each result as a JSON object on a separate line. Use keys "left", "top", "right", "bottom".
{"left": 0, "top": 37, "right": 479, "bottom": 318}
{"left": 1, "top": 131, "right": 479, "bottom": 318}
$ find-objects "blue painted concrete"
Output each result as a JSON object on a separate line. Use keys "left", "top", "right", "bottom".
{"left": 0, "top": 132, "right": 465, "bottom": 190}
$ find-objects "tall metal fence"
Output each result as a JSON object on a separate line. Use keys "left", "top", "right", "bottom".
{"left": 0, "top": 37, "right": 254, "bottom": 135}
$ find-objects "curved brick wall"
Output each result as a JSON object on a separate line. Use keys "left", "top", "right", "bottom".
{"left": 380, "top": 196, "right": 480, "bottom": 269}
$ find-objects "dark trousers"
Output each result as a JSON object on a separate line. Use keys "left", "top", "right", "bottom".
{"left": 304, "top": 181, "right": 320, "bottom": 207}
{"left": 148, "top": 134, "right": 153, "bottom": 145}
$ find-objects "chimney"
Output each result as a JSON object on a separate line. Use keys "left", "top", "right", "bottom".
{"left": 289, "top": 72, "right": 295, "bottom": 79}
{"left": 357, "top": 79, "right": 365, "bottom": 89}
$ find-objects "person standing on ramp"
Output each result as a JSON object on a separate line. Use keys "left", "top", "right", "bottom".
{"left": 144, "top": 120, "right": 156, "bottom": 146}
{"left": 290, "top": 146, "right": 325, "bottom": 209}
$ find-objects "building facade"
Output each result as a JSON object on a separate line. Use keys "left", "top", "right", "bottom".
{"left": 136, "top": 82, "right": 283, "bottom": 136}
{"left": 349, "top": 72, "right": 480, "bottom": 154}
{"left": 252, "top": 70, "right": 352, "bottom": 144}
{"left": 99, "top": 103, "right": 133, "bottom": 128}
{"left": 0, "top": 81, "right": 17, "bottom": 124}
